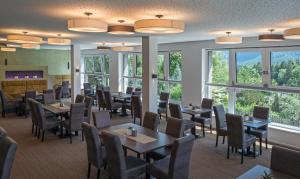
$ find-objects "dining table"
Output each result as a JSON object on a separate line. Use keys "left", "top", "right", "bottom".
{"left": 181, "top": 106, "right": 213, "bottom": 138}
{"left": 99, "top": 123, "right": 176, "bottom": 179}
{"left": 237, "top": 165, "right": 297, "bottom": 179}
{"left": 111, "top": 92, "right": 132, "bottom": 116}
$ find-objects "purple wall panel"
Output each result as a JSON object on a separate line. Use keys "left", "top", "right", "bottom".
{"left": 5, "top": 70, "right": 44, "bottom": 79}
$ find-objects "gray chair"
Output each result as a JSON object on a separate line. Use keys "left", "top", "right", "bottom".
{"left": 62, "top": 103, "right": 85, "bottom": 144}
{"left": 149, "top": 135, "right": 195, "bottom": 179}
{"left": 34, "top": 100, "right": 60, "bottom": 142}
{"left": 55, "top": 86, "right": 62, "bottom": 100}
{"left": 192, "top": 98, "right": 214, "bottom": 137}
{"left": 213, "top": 105, "right": 228, "bottom": 147}
{"left": 75, "top": 94, "right": 85, "bottom": 103}
{"left": 169, "top": 103, "right": 195, "bottom": 134}
{"left": 226, "top": 113, "right": 256, "bottom": 164}
{"left": 271, "top": 146, "right": 300, "bottom": 178}
{"left": 0, "top": 90, "right": 18, "bottom": 118}
{"left": 101, "top": 132, "right": 147, "bottom": 179}
{"left": 92, "top": 111, "right": 111, "bottom": 129}
{"left": 142, "top": 112, "right": 159, "bottom": 131}
{"left": 103, "top": 91, "right": 122, "bottom": 117}
{"left": 43, "top": 89, "right": 54, "bottom": 94}
{"left": 248, "top": 106, "right": 269, "bottom": 155}
{"left": 84, "top": 96, "right": 93, "bottom": 124}
{"left": 84, "top": 83, "right": 92, "bottom": 96}
{"left": 82, "top": 122, "right": 106, "bottom": 179}
{"left": 96, "top": 90, "right": 106, "bottom": 110}
{"left": 43, "top": 93, "right": 56, "bottom": 104}
{"left": 150, "top": 117, "right": 185, "bottom": 160}
{"left": 158, "top": 92, "right": 169, "bottom": 120}
{"left": 126, "top": 87, "right": 134, "bottom": 94}
{"left": 131, "top": 95, "right": 142, "bottom": 125}
{"left": 0, "top": 128, "right": 18, "bottom": 179}
{"left": 27, "top": 98, "right": 39, "bottom": 136}
{"left": 22, "top": 91, "right": 36, "bottom": 117}
{"left": 134, "top": 88, "right": 142, "bottom": 92}
{"left": 61, "top": 81, "right": 70, "bottom": 98}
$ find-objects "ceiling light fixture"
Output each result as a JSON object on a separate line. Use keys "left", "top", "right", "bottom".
{"left": 258, "top": 29, "right": 284, "bottom": 41}
{"left": 21, "top": 43, "right": 40, "bottom": 49}
{"left": 215, "top": 32, "right": 242, "bottom": 44}
{"left": 7, "top": 32, "right": 43, "bottom": 44}
{"left": 0, "top": 37, "right": 7, "bottom": 41}
{"left": 134, "top": 15, "right": 185, "bottom": 34}
{"left": 283, "top": 27, "right": 300, "bottom": 39}
{"left": 97, "top": 43, "right": 111, "bottom": 50}
{"left": 108, "top": 20, "right": 135, "bottom": 35}
{"left": 1, "top": 47, "right": 16, "bottom": 52}
{"left": 48, "top": 34, "right": 71, "bottom": 45}
{"left": 112, "top": 43, "right": 134, "bottom": 52}
{"left": 68, "top": 12, "right": 108, "bottom": 32}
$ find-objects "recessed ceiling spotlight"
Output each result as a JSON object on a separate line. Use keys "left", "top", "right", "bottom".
{"left": 215, "top": 32, "right": 242, "bottom": 44}
{"left": 258, "top": 29, "right": 284, "bottom": 41}
{"left": 1, "top": 47, "right": 16, "bottom": 52}
{"left": 68, "top": 12, "right": 108, "bottom": 32}
{"left": 7, "top": 32, "right": 43, "bottom": 44}
{"left": 108, "top": 20, "right": 135, "bottom": 35}
{"left": 48, "top": 34, "right": 71, "bottom": 45}
{"left": 134, "top": 15, "right": 185, "bottom": 34}
{"left": 283, "top": 27, "right": 300, "bottom": 39}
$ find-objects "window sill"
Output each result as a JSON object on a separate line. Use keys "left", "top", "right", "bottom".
{"left": 269, "top": 123, "right": 300, "bottom": 135}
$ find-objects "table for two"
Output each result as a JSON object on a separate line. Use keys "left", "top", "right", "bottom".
{"left": 111, "top": 92, "right": 132, "bottom": 116}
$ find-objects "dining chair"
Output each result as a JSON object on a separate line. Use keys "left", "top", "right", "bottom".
{"left": 75, "top": 94, "right": 85, "bottom": 103}
{"left": 169, "top": 103, "right": 195, "bottom": 134}
{"left": 55, "top": 86, "right": 62, "bottom": 100}
{"left": 226, "top": 113, "right": 256, "bottom": 164}
{"left": 62, "top": 103, "right": 85, "bottom": 144}
{"left": 61, "top": 81, "right": 70, "bottom": 98}
{"left": 43, "top": 89, "right": 54, "bottom": 94}
{"left": 103, "top": 91, "right": 122, "bottom": 117}
{"left": 84, "top": 83, "right": 92, "bottom": 96}
{"left": 149, "top": 135, "right": 195, "bottom": 179}
{"left": 131, "top": 95, "right": 142, "bottom": 125}
{"left": 248, "top": 106, "right": 269, "bottom": 155}
{"left": 157, "top": 92, "right": 169, "bottom": 120}
{"left": 142, "top": 112, "right": 159, "bottom": 131}
{"left": 43, "top": 93, "right": 56, "bottom": 104}
{"left": 82, "top": 122, "right": 106, "bottom": 179}
{"left": 126, "top": 86, "right": 134, "bottom": 94}
{"left": 101, "top": 132, "right": 147, "bottom": 179}
{"left": 134, "top": 88, "right": 142, "bottom": 92}
{"left": 213, "top": 105, "right": 228, "bottom": 147}
{"left": 0, "top": 127, "right": 18, "bottom": 179}
{"left": 96, "top": 90, "right": 106, "bottom": 110}
{"left": 92, "top": 111, "right": 111, "bottom": 129}
{"left": 0, "top": 90, "right": 18, "bottom": 118}
{"left": 150, "top": 117, "right": 185, "bottom": 160}
{"left": 27, "top": 98, "right": 38, "bottom": 136}
{"left": 23, "top": 91, "right": 36, "bottom": 117}
{"left": 33, "top": 100, "right": 60, "bottom": 142}
{"left": 84, "top": 96, "right": 93, "bottom": 124}
{"left": 271, "top": 145, "right": 300, "bottom": 178}
{"left": 192, "top": 98, "right": 214, "bottom": 137}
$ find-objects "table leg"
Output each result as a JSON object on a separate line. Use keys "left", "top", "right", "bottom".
{"left": 146, "top": 152, "right": 151, "bottom": 179}
{"left": 59, "top": 114, "right": 64, "bottom": 138}
{"left": 120, "top": 99, "right": 129, "bottom": 116}
{"left": 239, "top": 126, "right": 258, "bottom": 157}
{"left": 191, "top": 116, "right": 200, "bottom": 138}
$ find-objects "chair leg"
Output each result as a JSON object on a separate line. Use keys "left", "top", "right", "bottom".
{"left": 2, "top": 111, "right": 5, "bottom": 118}
{"left": 265, "top": 137, "right": 268, "bottom": 149}
{"left": 70, "top": 133, "right": 72, "bottom": 144}
{"left": 259, "top": 137, "right": 262, "bottom": 155}
{"left": 97, "top": 169, "right": 100, "bottom": 179}
{"left": 82, "top": 131, "right": 84, "bottom": 141}
{"left": 227, "top": 145, "right": 230, "bottom": 159}
{"left": 253, "top": 143, "right": 256, "bottom": 159}
{"left": 210, "top": 124, "right": 212, "bottom": 133}
{"left": 202, "top": 123, "right": 205, "bottom": 137}
{"left": 87, "top": 163, "right": 91, "bottom": 178}
{"left": 41, "top": 130, "right": 45, "bottom": 142}
{"left": 241, "top": 148, "right": 244, "bottom": 164}
{"left": 222, "top": 136, "right": 225, "bottom": 144}
{"left": 32, "top": 123, "right": 34, "bottom": 134}
{"left": 35, "top": 126, "right": 38, "bottom": 137}
{"left": 133, "top": 117, "right": 136, "bottom": 124}
{"left": 215, "top": 134, "right": 219, "bottom": 147}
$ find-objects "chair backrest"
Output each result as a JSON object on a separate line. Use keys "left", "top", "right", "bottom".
{"left": 253, "top": 106, "right": 269, "bottom": 120}
{"left": 33, "top": 100, "right": 47, "bottom": 130}
{"left": 132, "top": 91, "right": 141, "bottom": 96}
{"left": 43, "top": 89, "right": 54, "bottom": 94}
{"left": 96, "top": 84, "right": 104, "bottom": 91}
{"left": 166, "top": 117, "right": 185, "bottom": 138}
{"left": 142, "top": 112, "right": 159, "bottom": 131}
{"left": 25, "top": 91, "right": 36, "bottom": 102}
{"left": 271, "top": 146, "right": 300, "bottom": 178}
{"left": 226, "top": 113, "right": 244, "bottom": 148}
{"left": 103, "top": 86, "right": 110, "bottom": 91}
{"left": 0, "top": 90, "right": 6, "bottom": 111}
{"left": 62, "top": 81, "right": 69, "bottom": 88}
{"left": 0, "top": 135, "right": 17, "bottom": 179}
{"left": 160, "top": 92, "right": 169, "bottom": 101}
{"left": 0, "top": 127, "right": 7, "bottom": 139}
{"left": 27, "top": 98, "right": 38, "bottom": 125}
{"left": 126, "top": 87, "right": 134, "bottom": 94}
{"left": 92, "top": 111, "right": 111, "bottom": 129}
{"left": 84, "top": 83, "right": 92, "bottom": 95}
{"left": 169, "top": 135, "right": 195, "bottom": 179}
{"left": 97, "top": 90, "right": 106, "bottom": 108}
{"left": 131, "top": 95, "right": 142, "bottom": 119}
{"left": 169, "top": 103, "right": 183, "bottom": 119}
{"left": 200, "top": 98, "right": 213, "bottom": 118}
{"left": 135, "top": 88, "right": 142, "bottom": 92}
{"left": 213, "top": 105, "right": 227, "bottom": 131}
{"left": 43, "top": 93, "right": 56, "bottom": 104}
{"left": 84, "top": 96, "right": 93, "bottom": 123}
{"left": 75, "top": 94, "right": 85, "bottom": 103}
{"left": 102, "top": 132, "right": 127, "bottom": 179}
{"left": 103, "top": 91, "right": 113, "bottom": 110}
{"left": 55, "top": 86, "right": 62, "bottom": 100}
{"left": 82, "top": 122, "right": 105, "bottom": 168}
{"left": 69, "top": 103, "right": 85, "bottom": 131}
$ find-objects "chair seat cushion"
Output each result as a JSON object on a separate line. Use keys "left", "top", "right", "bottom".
{"left": 126, "top": 156, "right": 147, "bottom": 178}
{"left": 183, "top": 120, "right": 196, "bottom": 130}
{"left": 193, "top": 116, "right": 211, "bottom": 124}
{"left": 149, "top": 156, "right": 170, "bottom": 179}
{"left": 248, "top": 129, "right": 268, "bottom": 138}
{"left": 150, "top": 147, "right": 172, "bottom": 160}
{"left": 45, "top": 118, "right": 60, "bottom": 129}
{"left": 218, "top": 127, "right": 228, "bottom": 136}
{"left": 244, "top": 134, "right": 256, "bottom": 147}
{"left": 111, "top": 102, "right": 122, "bottom": 110}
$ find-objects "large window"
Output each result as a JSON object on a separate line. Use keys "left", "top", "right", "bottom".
{"left": 122, "top": 53, "right": 142, "bottom": 91}
{"left": 157, "top": 51, "right": 183, "bottom": 102}
{"left": 82, "top": 54, "right": 110, "bottom": 87}
{"left": 206, "top": 47, "right": 300, "bottom": 129}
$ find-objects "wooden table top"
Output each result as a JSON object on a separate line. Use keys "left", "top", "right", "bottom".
{"left": 100, "top": 123, "right": 176, "bottom": 154}
{"left": 237, "top": 165, "right": 297, "bottom": 179}
{"left": 243, "top": 117, "right": 271, "bottom": 129}
{"left": 181, "top": 106, "right": 212, "bottom": 116}
{"left": 42, "top": 103, "right": 71, "bottom": 114}
{"left": 111, "top": 92, "right": 132, "bottom": 99}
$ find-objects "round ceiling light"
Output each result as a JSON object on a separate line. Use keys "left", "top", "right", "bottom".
{"left": 258, "top": 29, "right": 284, "bottom": 41}
{"left": 7, "top": 32, "right": 43, "bottom": 44}
{"left": 112, "top": 43, "right": 134, "bottom": 52}
{"left": 68, "top": 12, "right": 108, "bottom": 32}
{"left": 215, "top": 32, "right": 242, "bottom": 44}
{"left": 108, "top": 20, "right": 135, "bottom": 35}
{"left": 48, "top": 34, "right": 71, "bottom": 45}
{"left": 283, "top": 27, "right": 300, "bottom": 39}
{"left": 21, "top": 43, "right": 40, "bottom": 49}
{"left": 134, "top": 15, "right": 185, "bottom": 34}
{"left": 1, "top": 47, "right": 16, "bottom": 52}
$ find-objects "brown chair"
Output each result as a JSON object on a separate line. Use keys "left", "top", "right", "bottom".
{"left": 248, "top": 106, "right": 269, "bottom": 155}
{"left": 158, "top": 92, "right": 169, "bottom": 120}
{"left": 142, "top": 112, "right": 159, "bottom": 131}
{"left": 131, "top": 95, "right": 142, "bottom": 125}
{"left": 22, "top": 91, "right": 37, "bottom": 117}
{"left": 55, "top": 86, "right": 62, "bottom": 100}
{"left": 84, "top": 96, "right": 93, "bottom": 124}
{"left": 0, "top": 90, "right": 18, "bottom": 118}
{"left": 96, "top": 90, "right": 106, "bottom": 110}
{"left": 213, "top": 105, "right": 228, "bottom": 147}
{"left": 103, "top": 91, "right": 122, "bottom": 117}
{"left": 43, "top": 89, "right": 54, "bottom": 94}
{"left": 126, "top": 87, "right": 134, "bottom": 94}
{"left": 226, "top": 113, "right": 256, "bottom": 164}
{"left": 75, "top": 94, "right": 85, "bottom": 103}
{"left": 43, "top": 93, "right": 56, "bottom": 104}
{"left": 92, "top": 111, "right": 111, "bottom": 129}
{"left": 192, "top": 98, "right": 213, "bottom": 137}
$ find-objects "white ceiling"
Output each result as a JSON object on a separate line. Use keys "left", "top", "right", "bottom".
{"left": 0, "top": 0, "right": 300, "bottom": 49}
